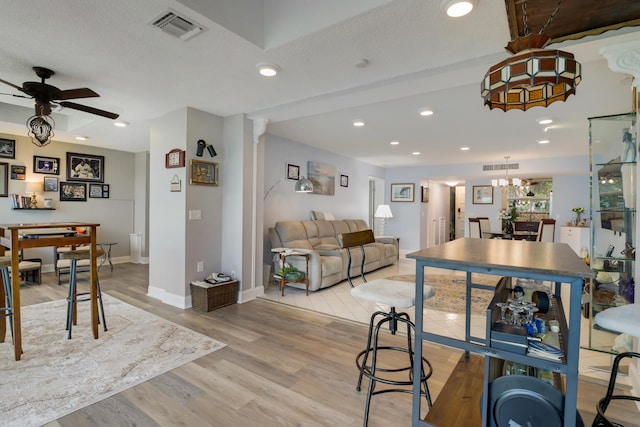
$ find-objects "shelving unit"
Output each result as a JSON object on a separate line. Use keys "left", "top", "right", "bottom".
{"left": 587, "top": 112, "right": 637, "bottom": 354}
{"left": 408, "top": 238, "right": 592, "bottom": 426}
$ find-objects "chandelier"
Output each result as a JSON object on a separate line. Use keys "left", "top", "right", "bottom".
{"left": 492, "top": 156, "right": 522, "bottom": 188}
{"left": 481, "top": 0, "right": 581, "bottom": 111}
{"left": 26, "top": 105, "right": 55, "bottom": 147}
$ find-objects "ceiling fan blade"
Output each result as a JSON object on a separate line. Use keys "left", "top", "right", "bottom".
{"left": 0, "top": 78, "right": 28, "bottom": 94}
{"left": 59, "top": 101, "right": 119, "bottom": 119}
{"left": 54, "top": 88, "right": 99, "bottom": 100}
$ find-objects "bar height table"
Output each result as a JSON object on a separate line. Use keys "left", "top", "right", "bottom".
{"left": 407, "top": 238, "right": 593, "bottom": 426}
{"left": 0, "top": 222, "right": 100, "bottom": 361}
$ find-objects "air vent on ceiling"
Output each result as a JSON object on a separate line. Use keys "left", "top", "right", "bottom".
{"left": 482, "top": 162, "right": 520, "bottom": 172}
{"left": 150, "top": 10, "right": 205, "bottom": 41}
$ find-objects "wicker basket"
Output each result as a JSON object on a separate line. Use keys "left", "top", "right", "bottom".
{"left": 191, "top": 280, "right": 239, "bottom": 312}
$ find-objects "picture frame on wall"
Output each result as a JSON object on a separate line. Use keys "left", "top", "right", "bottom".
{"left": 340, "top": 174, "right": 349, "bottom": 187}
{"left": 286, "top": 163, "right": 300, "bottom": 180}
{"left": 391, "top": 183, "right": 414, "bottom": 202}
{"left": 66, "top": 152, "right": 104, "bottom": 183}
{"left": 0, "top": 138, "right": 16, "bottom": 159}
{"left": 60, "top": 182, "right": 87, "bottom": 201}
{"left": 33, "top": 155, "right": 60, "bottom": 174}
{"left": 472, "top": 185, "right": 494, "bottom": 204}
{"left": 190, "top": 159, "right": 219, "bottom": 186}
{"left": 89, "top": 183, "right": 110, "bottom": 198}
{"left": 11, "top": 165, "right": 25, "bottom": 180}
{"left": 43, "top": 176, "right": 58, "bottom": 192}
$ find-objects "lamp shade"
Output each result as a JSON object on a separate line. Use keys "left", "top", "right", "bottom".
{"left": 25, "top": 181, "right": 43, "bottom": 194}
{"left": 295, "top": 176, "right": 313, "bottom": 193}
{"left": 374, "top": 204, "right": 393, "bottom": 218}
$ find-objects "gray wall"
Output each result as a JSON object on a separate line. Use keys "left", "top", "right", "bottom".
{"left": 0, "top": 132, "right": 135, "bottom": 270}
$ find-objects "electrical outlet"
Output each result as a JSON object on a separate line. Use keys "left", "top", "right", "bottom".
{"left": 189, "top": 210, "right": 201, "bottom": 220}
{"left": 197, "top": 261, "right": 204, "bottom": 272}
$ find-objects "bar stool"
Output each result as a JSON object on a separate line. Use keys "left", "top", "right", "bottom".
{"left": 62, "top": 249, "right": 107, "bottom": 339}
{"left": 0, "top": 256, "right": 14, "bottom": 344}
{"left": 337, "top": 230, "right": 435, "bottom": 426}
{"left": 592, "top": 304, "right": 640, "bottom": 426}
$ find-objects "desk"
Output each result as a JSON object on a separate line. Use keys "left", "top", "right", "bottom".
{"left": 0, "top": 222, "right": 100, "bottom": 361}
{"left": 407, "top": 239, "right": 593, "bottom": 426}
{"left": 98, "top": 242, "right": 117, "bottom": 271}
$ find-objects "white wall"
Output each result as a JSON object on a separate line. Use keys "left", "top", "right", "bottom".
{"left": 0, "top": 132, "right": 135, "bottom": 269}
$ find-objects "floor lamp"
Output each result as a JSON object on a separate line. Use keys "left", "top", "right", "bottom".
{"left": 374, "top": 204, "right": 393, "bottom": 236}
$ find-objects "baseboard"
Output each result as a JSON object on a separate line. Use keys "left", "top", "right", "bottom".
{"left": 240, "top": 285, "right": 264, "bottom": 303}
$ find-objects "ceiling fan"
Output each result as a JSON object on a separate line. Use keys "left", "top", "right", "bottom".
{"left": 0, "top": 66, "right": 119, "bottom": 119}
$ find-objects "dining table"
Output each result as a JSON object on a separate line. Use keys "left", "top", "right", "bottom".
{"left": 0, "top": 222, "right": 100, "bottom": 361}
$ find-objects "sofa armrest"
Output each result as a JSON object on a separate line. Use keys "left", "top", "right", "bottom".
{"left": 375, "top": 236, "right": 398, "bottom": 246}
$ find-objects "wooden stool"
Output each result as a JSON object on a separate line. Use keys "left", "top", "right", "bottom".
{"left": 62, "top": 249, "right": 107, "bottom": 339}
{"left": 593, "top": 304, "right": 640, "bottom": 426}
{"left": 0, "top": 256, "right": 14, "bottom": 345}
{"left": 338, "top": 230, "right": 435, "bottom": 426}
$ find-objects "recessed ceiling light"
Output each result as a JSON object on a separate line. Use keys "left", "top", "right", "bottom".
{"left": 114, "top": 121, "right": 129, "bottom": 127}
{"left": 446, "top": 181, "right": 459, "bottom": 187}
{"left": 412, "top": 151, "right": 421, "bottom": 156}
{"left": 352, "top": 120, "right": 365, "bottom": 127}
{"left": 257, "top": 63, "right": 280, "bottom": 77}
{"left": 75, "top": 136, "right": 88, "bottom": 141}
{"left": 538, "top": 139, "right": 551, "bottom": 144}
{"left": 442, "top": 0, "right": 475, "bottom": 17}
{"left": 419, "top": 109, "right": 434, "bottom": 117}
{"left": 460, "top": 147, "right": 470, "bottom": 151}
{"left": 537, "top": 117, "right": 553, "bottom": 125}
{"left": 390, "top": 140, "right": 400, "bottom": 145}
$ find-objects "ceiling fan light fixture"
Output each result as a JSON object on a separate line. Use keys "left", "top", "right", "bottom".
{"left": 257, "top": 63, "right": 280, "bottom": 77}
{"left": 442, "top": 0, "right": 475, "bottom": 17}
{"left": 26, "top": 114, "right": 54, "bottom": 147}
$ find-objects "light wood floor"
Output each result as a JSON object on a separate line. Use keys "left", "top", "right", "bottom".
{"left": 13, "top": 263, "right": 638, "bottom": 426}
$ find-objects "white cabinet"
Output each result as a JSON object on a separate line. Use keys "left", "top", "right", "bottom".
{"left": 560, "top": 226, "right": 589, "bottom": 256}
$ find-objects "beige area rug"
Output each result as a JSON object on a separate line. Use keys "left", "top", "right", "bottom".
{"left": 386, "top": 274, "right": 499, "bottom": 315}
{"left": 0, "top": 294, "right": 226, "bottom": 427}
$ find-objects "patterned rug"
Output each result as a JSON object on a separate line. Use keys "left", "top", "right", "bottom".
{"left": 385, "top": 274, "right": 499, "bottom": 315}
{"left": 0, "top": 294, "right": 226, "bottom": 427}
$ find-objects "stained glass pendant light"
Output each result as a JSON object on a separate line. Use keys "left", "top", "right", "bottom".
{"left": 481, "top": 0, "right": 581, "bottom": 111}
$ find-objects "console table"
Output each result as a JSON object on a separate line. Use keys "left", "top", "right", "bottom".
{"left": 0, "top": 222, "right": 100, "bottom": 361}
{"left": 407, "top": 238, "right": 593, "bottom": 426}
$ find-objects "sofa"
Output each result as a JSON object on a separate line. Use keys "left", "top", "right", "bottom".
{"left": 268, "top": 218, "right": 398, "bottom": 292}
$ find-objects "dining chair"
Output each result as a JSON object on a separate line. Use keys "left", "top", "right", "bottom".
{"left": 478, "top": 217, "right": 491, "bottom": 238}
{"left": 469, "top": 217, "right": 481, "bottom": 238}
{"left": 537, "top": 219, "right": 556, "bottom": 242}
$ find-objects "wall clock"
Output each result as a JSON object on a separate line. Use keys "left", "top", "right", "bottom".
{"left": 165, "top": 149, "right": 185, "bottom": 168}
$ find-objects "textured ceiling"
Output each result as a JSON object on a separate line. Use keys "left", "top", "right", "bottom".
{"left": 0, "top": 0, "right": 638, "bottom": 172}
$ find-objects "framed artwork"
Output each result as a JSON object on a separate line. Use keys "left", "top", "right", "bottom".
{"left": 340, "top": 174, "right": 349, "bottom": 187}
{"left": 0, "top": 138, "right": 16, "bottom": 159}
{"left": 391, "top": 183, "right": 414, "bottom": 202}
{"left": 67, "top": 152, "right": 104, "bottom": 182}
{"left": 286, "top": 163, "right": 300, "bottom": 180}
{"left": 190, "top": 159, "right": 219, "bottom": 186}
{"left": 308, "top": 161, "right": 335, "bottom": 195}
{"left": 89, "top": 183, "right": 110, "bottom": 198}
{"left": 421, "top": 186, "right": 429, "bottom": 203}
{"left": 0, "top": 162, "right": 7, "bottom": 197}
{"left": 472, "top": 185, "right": 494, "bottom": 204}
{"left": 43, "top": 176, "right": 58, "bottom": 192}
{"left": 11, "top": 165, "right": 25, "bottom": 180}
{"left": 60, "top": 182, "right": 87, "bottom": 201}
{"left": 165, "top": 149, "right": 185, "bottom": 168}
{"left": 33, "top": 155, "right": 60, "bottom": 174}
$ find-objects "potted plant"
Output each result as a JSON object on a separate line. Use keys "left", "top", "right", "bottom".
{"left": 571, "top": 206, "right": 585, "bottom": 226}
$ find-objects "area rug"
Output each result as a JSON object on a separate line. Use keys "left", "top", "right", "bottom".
{"left": 385, "top": 274, "right": 498, "bottom": 315}
{"left": 0, "top": 294, "right": 226, "bottom": 427}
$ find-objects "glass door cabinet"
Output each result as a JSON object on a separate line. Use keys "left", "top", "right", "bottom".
{"left": 587, "top": 112, "right": 637, "bottom": 353}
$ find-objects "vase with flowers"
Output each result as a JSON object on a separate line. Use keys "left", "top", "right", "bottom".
{"left": 571, "top": 206, "right": 585, "bottom": 226}
{"left": 499, "top": 206, "right": 519, "bottom": 237}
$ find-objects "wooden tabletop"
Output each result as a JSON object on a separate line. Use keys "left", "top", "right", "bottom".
{"left": 407, "top": 238, "right": 594, "bottom": 279}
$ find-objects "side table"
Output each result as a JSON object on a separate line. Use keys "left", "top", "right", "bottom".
{"left": 97, "top": 242, "right": 117, "bottom": 271}
{"left": 275, "top": 249, "right": 310, "bottom": 296}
